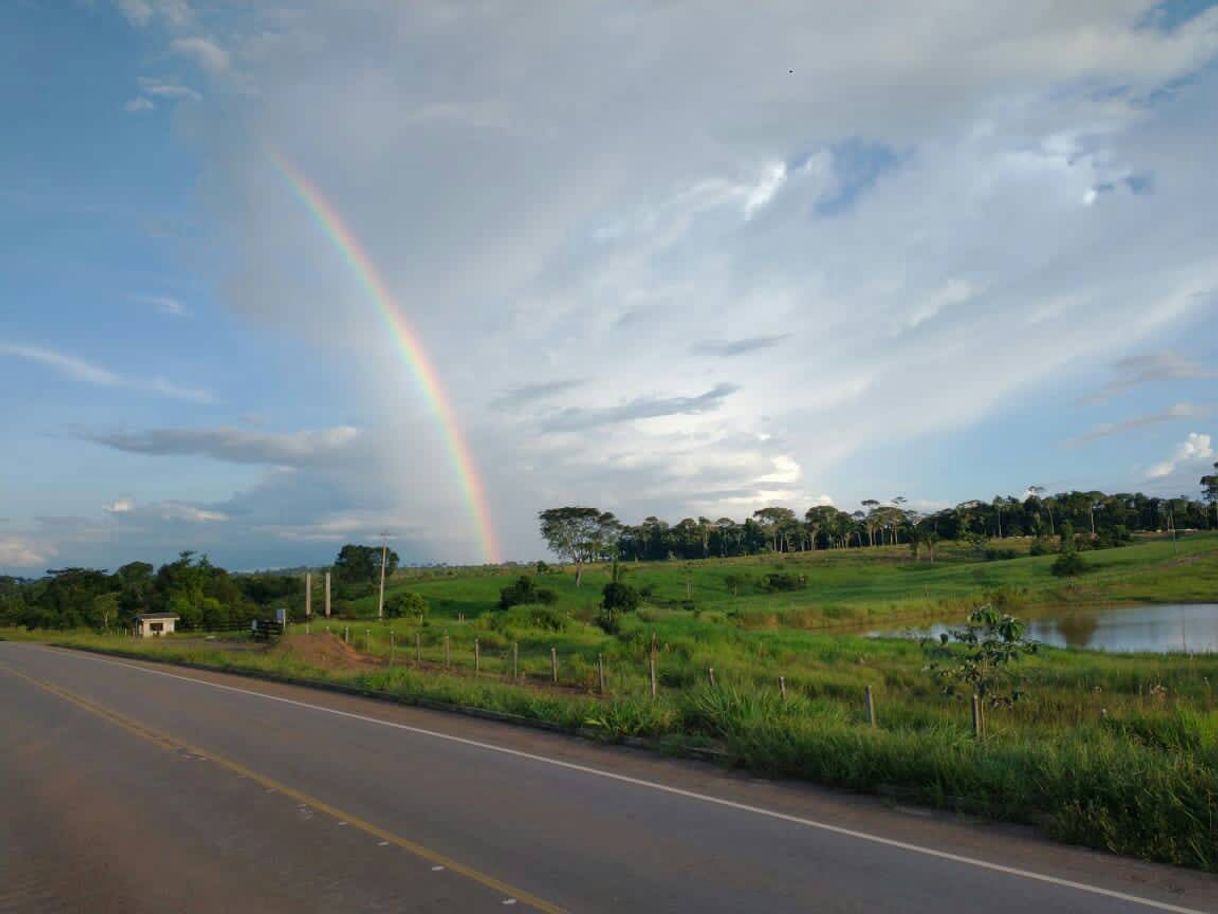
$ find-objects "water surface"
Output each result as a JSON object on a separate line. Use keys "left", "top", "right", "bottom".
{"left": 869, "top": 603, "right": 1218, "bottom": 654}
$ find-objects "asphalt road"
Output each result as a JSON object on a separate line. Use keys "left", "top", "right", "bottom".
{"left": 2, "top": 642, "right": 1215, "bottom": 913}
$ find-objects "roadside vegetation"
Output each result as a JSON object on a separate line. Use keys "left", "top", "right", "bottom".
{"left": 3, "top": 480, "right": 1218, "bottom": 872}
{"left": 5, "top": 531, "right": 1218, "bottom": 872}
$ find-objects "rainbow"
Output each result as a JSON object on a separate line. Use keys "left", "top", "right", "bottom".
{"left": 268, "top": 149, "right": 501, "bottom": 564}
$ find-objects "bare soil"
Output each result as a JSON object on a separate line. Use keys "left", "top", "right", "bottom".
{"left": 273, "top": 633, "right": 384, "bottom": 672}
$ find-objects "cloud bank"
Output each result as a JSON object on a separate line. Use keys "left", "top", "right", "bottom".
{"left": 11, "top": 0, "right": 1216, "bottom": 570}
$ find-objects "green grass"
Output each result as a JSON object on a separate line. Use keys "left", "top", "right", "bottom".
{"left": 368, "top": 532, "right": 1218, "bottom": 628}
{"left": 6, "top": 532, "right": 1217, "bottom": 871}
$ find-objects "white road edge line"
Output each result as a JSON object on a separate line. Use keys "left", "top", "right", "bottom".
{"left": 37, "top": 646, "right": 1209, "bottom": 914}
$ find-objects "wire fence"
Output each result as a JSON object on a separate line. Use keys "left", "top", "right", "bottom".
{"left": 164, "top": 617, "right": 990, "bottom": 737}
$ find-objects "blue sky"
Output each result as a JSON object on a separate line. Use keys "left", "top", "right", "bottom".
{"left": 2, "top": 1, "right": 1217, "bottom": 572}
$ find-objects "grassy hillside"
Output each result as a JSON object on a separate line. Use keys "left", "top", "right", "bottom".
{"left": 366, "top": 532, "right": 1218, "bottom": 626}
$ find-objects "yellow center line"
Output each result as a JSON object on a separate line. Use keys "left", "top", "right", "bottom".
{"left": 0, "top": 662, "right": 565, "bottom": 914}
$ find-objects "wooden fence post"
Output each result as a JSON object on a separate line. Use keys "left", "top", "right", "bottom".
{"left": 365, "top": 629, "right": 370, "bottom": 652}
{"left": 512, "top": 642, "right": 519, "bottom": 681}
{"left": 551, "top": 646, "right": 558, "bottom": 683}
{"left": 971, "top": 693, "right": 982, "bottom": 738}
{"left": 707, "top": 667, "right": 716, "bottom": 688}
{"left": 444, "top": 632, "right": 451, "bottom": 668}
{"left": 779, "top": 675, "right": 787, "bottom": 700}
{"left": 474, "top": 638, "right": 480, "bottom": 674}
{"left": 598, "top": 654, "right": 606, "bottom": 695}
{"left": 415, "top": 632, "right": 421, "bottom": 663}
{"left": 389, "top": 630, "right": 395, "bottom": 666}
{"left": 344, "top": 625, "right": 349, "bottom": 644}
{"left": 866, "top": 685, "right": 877, "bottom": 728}
{"left": 649, "top": 632, "right": 658, "bottom": 700}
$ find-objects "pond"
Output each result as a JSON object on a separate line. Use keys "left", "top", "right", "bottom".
{"left": 868, "top": 603, "right": 1218, "bottom": 654}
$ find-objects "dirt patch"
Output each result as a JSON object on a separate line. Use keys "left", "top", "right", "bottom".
{"left": 274, "top": 633, "right": 384, "bottom": 672}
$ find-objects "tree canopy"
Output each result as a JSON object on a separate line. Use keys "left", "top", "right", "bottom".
{"left": 538, "top": 507, "right": 620, "bottom": 585}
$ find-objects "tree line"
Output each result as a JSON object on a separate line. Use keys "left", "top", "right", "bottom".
{"left": 541, "top": 478, "right": 1218, "bottom": 569}
{"left": 0, "top": 543, "right": 402, "bottom": 632}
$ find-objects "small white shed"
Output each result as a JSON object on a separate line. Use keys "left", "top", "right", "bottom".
{"left": 133, "top": 612, "right": 179, "bottom": 637}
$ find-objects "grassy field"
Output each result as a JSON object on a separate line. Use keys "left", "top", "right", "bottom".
{"left": 6, "top": 532, "right": 1218, "bottom": 871}
{"left": 370, "top": 531, "right": 1218, "bottom": 627}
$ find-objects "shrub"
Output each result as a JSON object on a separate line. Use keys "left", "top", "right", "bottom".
{"left": 598, "top": 581, "right": 641, "bottom": 633}
{"left": 602, "top": 581, "right": 640, "bottom": 613}
{"left": 759, "top": 572, "right": 804, "bottom": 592}
{"left": 984, "top": 548, "right": 1018, "bottom": 561}
{"left": 384, "top": 591, "right": 428, "bottom": 619}
{"left": 497, "top": 575, "right": 556, "bottom": 609}
{"left": 1051, "top": 551, "right": 1089, "bottom": 577}
{"left": 489, "top": 604, "right": 568, "bottom": 632}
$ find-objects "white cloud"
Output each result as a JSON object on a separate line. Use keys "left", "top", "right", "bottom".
{"left": 902, "top": 278, "right": 979, "bottom": 331}
{"left": 0, "top": 342, "right": 213, "bottom": 403}
{"left": 91, "top": 2, "right": 1218, "bottom": 560}
{"left": 170, "top": 36, "right": 229, "bottom": 73}
{"left": 743, "top": 162, "right": 788, "bottom": 219}
{"left": 135, "top": 294, "right": 189, "bottom": 316}
{"left": 0, "top": 536, "right": 55, "bottom": 569}
{"left": 83, "top": 425, "right": 362, "bottom": 467}
{"left": 104, "top": 498, "right": 135, "bottom": 514}
{"left": 114, "top": 0, "right": 191, "bottom": 28}
{"left": 138, "top": 78, "right": 201, "bottom": 101}
{"left": 757, "top": 455, "right": 802, "bottom": 484}
{"left": 157, "top": 502, "right": 228, "bottom": 523}
{"left": 1147, "top": 432, "right": 1214, "bottom": 478}
{"left": 1066, "top": 402, "right": 1208, "bottom": 446}
{"left": 114, "top": 0, "right": 153, "bottom": 26}
{"left": 0, "top": 343, "right": 119, "bottom": 386}
{"left": 124, "top": 96, "right": 155, "bottom": 113}
{"left": 1084, "top": 352, "right": 1218, "bottom": 404}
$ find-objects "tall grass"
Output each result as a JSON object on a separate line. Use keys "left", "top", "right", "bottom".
{"left": 7, "top": 616, "right": 1218, "bottom": 872}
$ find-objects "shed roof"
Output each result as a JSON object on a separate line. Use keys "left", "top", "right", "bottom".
{"left": 134, "top": 612, "right": 180, "bottom": 620}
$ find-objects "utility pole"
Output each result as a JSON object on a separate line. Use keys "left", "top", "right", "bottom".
{"left": 304, "top": 572, "right": 312, "bottom": 618}
{"left": 377, "top": 531, "right": 391, "bottom": 621}
{"left": 324, "top": 571, "right": 331, "bottom": 617}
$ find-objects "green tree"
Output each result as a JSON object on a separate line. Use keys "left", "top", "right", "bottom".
{"left": 1202, "top": 461, "right": 1218, "bottom": 528}
{"left": 922, "top": 605, "right": 1038, "bottom": 711}
{"left": 333, "top": 544, "right": 399, "bottom": 587}
{"left": 538, "top": 507, "right": 619, "bottom": 585}
{"left": 92, "top": 592, "right": 119, "bottom": 631}
{"left": 752, "top": 507, "right": 796, "bottom": 552}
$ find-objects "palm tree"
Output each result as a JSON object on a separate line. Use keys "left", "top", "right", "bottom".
{"left": 1028, "top": 485, "right": 1054, "bottom": 536}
